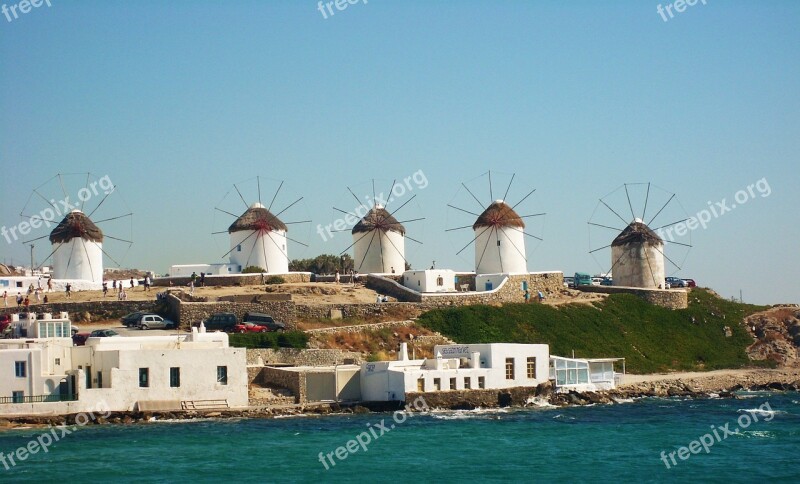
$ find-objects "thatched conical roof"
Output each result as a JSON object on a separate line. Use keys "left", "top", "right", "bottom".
{"left": 228, "top": 203, "right": 288, "bottom": 233}
{"left": 49, "top": 210, "right": 103, "bottom": 244}
{"left": 473, "top": 200, "right": 525, "bottom": 230}
{"left": 612, "top": 220, "right": 663, "bottom": 247}
{"left": 352, "top": 205, "right": 405, "bottom": 235}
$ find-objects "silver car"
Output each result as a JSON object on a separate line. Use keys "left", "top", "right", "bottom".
{"left": 138, "top": 314, "right": 177, "bottom": 330}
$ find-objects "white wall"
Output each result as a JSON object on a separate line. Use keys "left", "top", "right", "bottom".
{"left": 230, "top": 229, "right": 289, "bottom": 274}
{"left": 169, "top": 264, "right": 232, "bottom": 277}
{"left": 402, "top": 270, "right": 456, "bottom": 293}
{"left": 474, "top": 226, "right": 527, "bottom": 274}
{"left": 353, "top": 230, "right": 405, "bottom": 274}
{"left": 475, "top": 273, "right": 508, "bottom": 292}
{"left": 52, "top": 239, "right": 103, "bottom": 282}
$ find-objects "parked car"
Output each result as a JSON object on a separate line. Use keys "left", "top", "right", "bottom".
{"left": 574, "top": 272, "right": 593, "bottom": 287}
{"left": 665, "top": 277, "right": 686, "bottom": 288}
{"left": 682, "top": 278, "right": 697, "bottom": 288}
{"left": 242, "top": 312, "right": 286, "bottom": 332}
{"left": 138, "top": 314, "right": 177, "bottom": 330}
{"left": 600, "top": 277, "right": 613, "bottom": 286}
{"left": 72, "top": 332, "right": 91, "bottom": 346}
{"left": 563, "top": 276, "right": 575, "bottom": 288}
{"left": 200, "top": 312, "right": 238, "bottom": 332}
{"left": 233, "top": 322, "right": 271, "bottom": 333}
{"left": 89, "top": 329, "right": 120, "bottom": 338}
{"left": 121, "top": 311, "right": 147, "bottom": 327}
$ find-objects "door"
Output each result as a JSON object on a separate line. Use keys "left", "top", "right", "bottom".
{"left": 485, "top": 281, "right": 493, "bottom": 291}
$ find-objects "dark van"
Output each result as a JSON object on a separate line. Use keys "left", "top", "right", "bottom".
{"left": 242, "top": 312, "right": 286, "bottom": 332}
{"left": 202, "top": 313, "right": 238, "bottom": 332}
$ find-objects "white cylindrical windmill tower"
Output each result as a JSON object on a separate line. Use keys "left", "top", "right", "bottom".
{"left": 473, "top": 200, "right": 527, "bottom": 274}
{"left": 49, "top": 209, "right": 104, "bottom": 282}
{"left": 352, "top": 204, "right": 405, "bottom": 274}
{"left": 228, "top": 202, "right": 289, "bottom": 274}
{"left": 611, "top": 218, "right": 665, "bottom": 288}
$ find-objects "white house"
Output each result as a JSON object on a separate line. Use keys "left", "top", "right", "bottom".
{"left": 360, "top": 343, "right": 550, "bottom": 402}
{"left": 168, "top": 263, "right": 233, "bottom": 277}
{"left": 402, "top": 269, "right": 457, "bottom": 293}
{"left": 0, "top": 316, "right": 247, "bottom": 416}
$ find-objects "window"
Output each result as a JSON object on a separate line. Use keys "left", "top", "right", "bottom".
{"left": 478, "top": 376, "right": 485, "bottom": 389}
{"left": 417, "top": 378, "right": 425, "bottom": 392}
{"left": 55, "top": 358, "right": 61, "bottom": 366}
{"left": 450, "top": 378, "right": 457, "bottom": 390}
{"left": 464, "top": 377, "right": 471, "bottom": 389}
{"left": 527, "top": 357, "right": 537, "bottom": 379}
{"left": 237, "top": 245, "right": 242, "bottom": 252}
{"left": 505, "top": 358, "right": 515, "bottom": 380}
{"left": 12, "top": 391, "right": 24, "bottom": 403}
{"left": 139, "top": 368, "right": 149, "bottom": 388}
{"left": 433, "top": 378, "right": 441, "bottom": 391}
{"left": 217, "top": 366, "right": 228, "bottom": 385}
{"left": 170, "top": 367, "right": 181, "bottom": 388}
{"left": 97, "top": 371, "right": 103, "bottom": 388}
{"left": 436, "top": 276, "right": 444, "bottom": 286}
{"left": 15, "top": 361, "right": 26, "bottom": 378}
{"left": 86, "top": 365, "right": 92, "bottom": 389}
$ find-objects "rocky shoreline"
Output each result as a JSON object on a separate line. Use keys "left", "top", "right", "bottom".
{"left": 2, "top": 368, "right": 798, "bottom": 430}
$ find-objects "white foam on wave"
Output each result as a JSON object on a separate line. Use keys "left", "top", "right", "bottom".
{"left": 737, "top": 408, "right": 785, "bottom": 416}
{"left": 428, "top": 407, "right": 510, "bottom": 420}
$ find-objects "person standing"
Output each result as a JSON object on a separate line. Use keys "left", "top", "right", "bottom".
{"left": 144, "top": 275, "right": 150, "bottom": 292}
{"left": 102, "top": 282, "right": 108, "bottom": 297}
{"left": 335, "top": 270, "right": 340, "bottom": 284}
{"left": 130, "top": 277, "right": 135, "bottom": 289}
{"left": 35, "top": 287, "right": 41, "bottom": 303}
{"left": 188, "top": 280, "right": 195, "bottom": 296}
{"left": 200, "top": 272, "right": 205, "bottom": 287}
{"left": 524, "top": 289, "right": 530, "bottom": 303}
{"left": 24, "top": 296, "right": 30, "bottom": 309}
{"left": 37, "top": 275, "right": 43, "bottom": 290}
{"left": 2, "top": 291, "right": 7, "bottom": 307}
{"left": 112, "top": 279, "right": 117, "bottom": 290}
{"left": 47, "top": 277, "right": 53, "bottom": 292}
{"left": 16, "top": 293, "right": 23, "bottom": 308}
{"left": 65, "top": 283, "right": 72, "bottom": 299}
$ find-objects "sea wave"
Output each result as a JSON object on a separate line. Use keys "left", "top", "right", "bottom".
{"left": 428, "top": 407, "right": 510, "bottom": 420}
{"left": 737, "top": 408, "right": 785, "bottom": 417}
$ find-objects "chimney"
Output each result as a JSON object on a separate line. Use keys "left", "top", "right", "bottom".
{"left": 398, "top": 342, "right": 409, "bottom": 361}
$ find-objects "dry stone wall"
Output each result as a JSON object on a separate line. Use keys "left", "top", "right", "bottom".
{"left": 578, "top": 285, "right": 688, "bottom": 309}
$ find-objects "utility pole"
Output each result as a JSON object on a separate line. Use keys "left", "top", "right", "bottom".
{"left": 30, "top": 244, "right": 34, "bottom": 273}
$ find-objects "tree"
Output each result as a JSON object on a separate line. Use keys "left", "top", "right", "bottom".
{"left": 289, "top": 254, "right": 354, "bottom": 274}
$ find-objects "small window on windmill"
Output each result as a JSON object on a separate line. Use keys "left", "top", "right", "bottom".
{"left": 497, "top": 240, "right": 501, "bottom": 246}
{"left": 436, "top": 276, "right": 444, "bottom": 286}
{"left": 237, "top": 245, "right": 242, "bottom": 252}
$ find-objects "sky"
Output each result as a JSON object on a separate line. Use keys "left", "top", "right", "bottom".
{"left": 1, "top": 0, "right": 798, "bottom": 305}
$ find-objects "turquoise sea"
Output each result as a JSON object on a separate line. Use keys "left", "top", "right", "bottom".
{"left": 1, "top": 392, "right": 798, "bottom": 483}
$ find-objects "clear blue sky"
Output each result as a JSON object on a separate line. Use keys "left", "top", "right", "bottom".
{"left": 2, "top": 1, "right": 798, "bottom": 305}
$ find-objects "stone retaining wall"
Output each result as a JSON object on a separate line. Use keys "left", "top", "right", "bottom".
{"left": 246, "top": 348, "right": 363, "bottom": 366}
{"left": 404, "top": 383, "right": 551, "bottom": 408}
{"left": 26, "top": 300, "right": 162, "bottom": 323}
{"left": 154, "top": 272, "right": 312, "bottom": 287}
{"left": 578, "top": 285, "right": 688, "bottom": 309}
{"left": 257, "top": 367, "right": 305, "bottom": 403}
{"left": 165, "top": 294, "right": 296, "bottom": 328}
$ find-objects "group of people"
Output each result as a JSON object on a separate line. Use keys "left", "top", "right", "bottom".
{"left": 523, "top": 288, "right": 546, "bottom": 303}
{"left": 101, "top": 275, "right": 150, "bottom": 300}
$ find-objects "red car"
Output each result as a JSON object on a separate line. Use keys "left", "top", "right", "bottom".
{"left": 233, "top": 322, "right": 271, "bottom": 333}
{"left": 682, "top": 279, "right": 697, "bottom": 288}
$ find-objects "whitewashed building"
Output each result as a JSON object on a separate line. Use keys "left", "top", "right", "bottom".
{"left": 360, "top": 343, "right": 550, "bottom": 402}
{"left": 352, "top": 205, "right": 406, "bottom": 274}
{"left": 228, "top": 202, "right": 289, "bottom": 274}
{"left": 0, "top": 316, "right": 247, "bottom": 416}
{"left": 402, "top": 269, "right": 456, "bottom": 293}
{"left": 550, "top": 356, "right": 625, "bottom": 392}
{"left": 50, "top": 210, "right": 104, "bottom": 284}
{"left": 473, "top": 200, "right": 527, "bottom": 275}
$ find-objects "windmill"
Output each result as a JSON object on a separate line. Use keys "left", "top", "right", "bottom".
{"left": 446, "top": 171, "right": 545, "bottom": 274}
{"left": 212, "top": 177, "right": 310, "bottom": 274}
{"left": 19, "top": 173, "right": 133, "bottom": 284}
{"left": 332, "top": 179, "right": 424, "bottom": 274}
{"left": 588, "top": 183, "right": 692, "bottom": 289}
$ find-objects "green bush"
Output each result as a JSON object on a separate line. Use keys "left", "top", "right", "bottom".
{"left": 417, "top": 288, "right": 768, "bottom": 374}
{"left": 265, "top": 276, "right": 286, "bottom": 285}
{"left": 242, "top": 266, "right": 266, "bottom": 274}
{"left": 229, "top": 331, "right": 308, "bottom": 349}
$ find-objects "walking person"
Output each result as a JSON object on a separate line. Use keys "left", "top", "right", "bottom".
{"left": 335, "top": 270, "right": 340, "bottom": 284}
{"left": 16, "top": 293, "right": 23, "bottom": 308}
{"left": 47, "top": 277, "right": 53, "bottom": 293}
{"left": 2, "top": 291, "right": 7, "bottom": 308}
{"left": 35, "top": 287, "right": 41, "bottom": 303}
{"left": 188, "top": 280, "right": 195, "bottom": 296}
{"left": 143, "top": 275, "right": 150, "bottom": 292}
{"left": 102, "top": 281, "right": 108, "bottom": 297}
{"left": 200, "top": 272, "right": 205, "bottom": 287}
{"left": 65, "top": 283, "right": 72, "bottom": 299}
{"left": 130, "top": 277, "right": 135, "bottom": 289}
{"left": 523, "top": 289, "right": 530, "bottom": 303}
{"left": 24, "top": 296, "right": 30, "bottom": 309}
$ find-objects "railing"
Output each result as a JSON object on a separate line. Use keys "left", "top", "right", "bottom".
{"left": 0, "top": 394, "right": 77, "bottom": 405}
